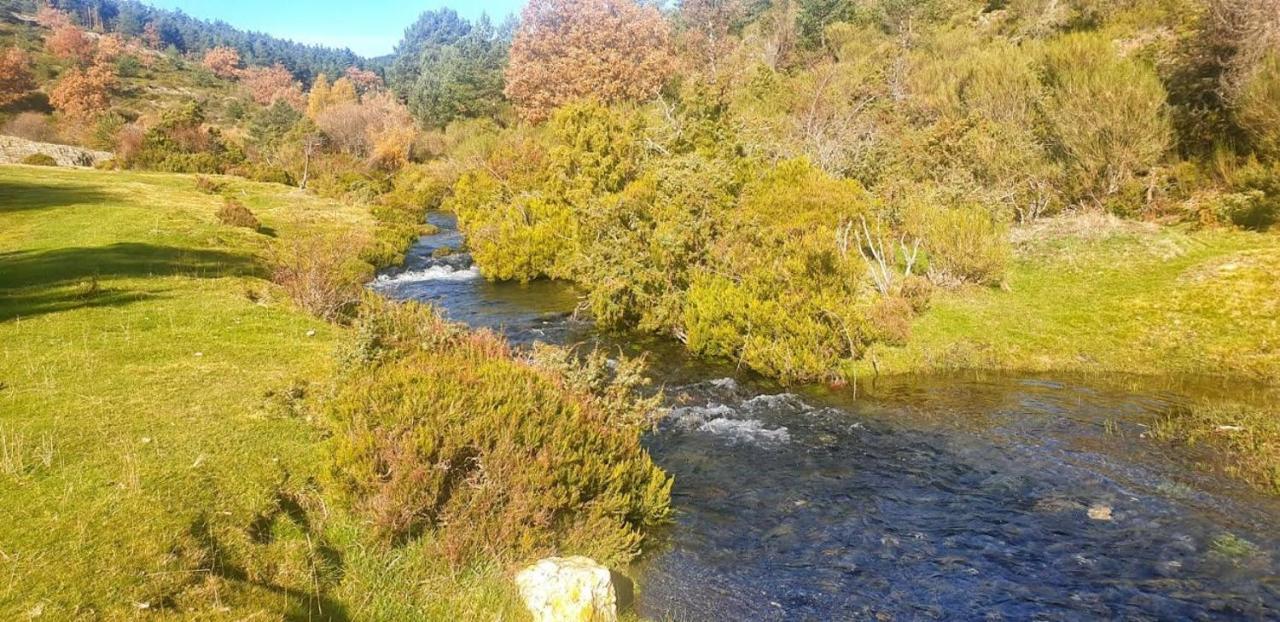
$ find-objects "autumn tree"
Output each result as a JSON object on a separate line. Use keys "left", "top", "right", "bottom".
{"left": 505, "top": 0, "right": 675, "bottom": 122}
{"left": 241, "top": 64, "right": 304, "bottom": 108}
{"left": 46, "top": 22, "right": 97, "bottom": 64}
{"left": 307, "top": 74, "right": 358, "bottom": 119}
{"left": 202, "top": 46, "right": 242, "bottom": 79}
{"left": 50, "top": 63, "right": 117, "bottom": 120}
{"left": 344, "top": 67, "right": 383, "bottom": 93}
{"left": 0, "top": 47, "right": 36, "bottom": 107}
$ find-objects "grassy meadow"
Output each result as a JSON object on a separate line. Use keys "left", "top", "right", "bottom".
{"left": 0, "top": 164, "right": 366, "bottom": 617}
{"left": 860, "top": 213, "right": 1280, "bottom": 382}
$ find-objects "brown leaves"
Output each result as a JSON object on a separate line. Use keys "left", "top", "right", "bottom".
{"left": 49, "top": 63, "right": 117, "bottom": 121}
{"left": 0, "top": 47, "right": 35, "bottom": 107}
{"left": 505, "top": 0, "right": 675, "bottom": 123}
{"left": 201, "top": 46, "right": 242, "bottom": 79}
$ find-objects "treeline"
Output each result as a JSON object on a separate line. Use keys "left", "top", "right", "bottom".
{"left": 2, "top": 0, "right": 363, "bottom": 81}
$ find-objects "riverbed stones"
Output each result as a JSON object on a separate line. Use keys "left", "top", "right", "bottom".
{"left": 515, "top": 556, "right": 618, "bottom": 622}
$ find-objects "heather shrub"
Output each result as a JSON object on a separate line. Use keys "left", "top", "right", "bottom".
{"left": 1233, "top": 52, "right": 1280, "bottom": 158}
{"left": 327, "top": 298, "right": 671, "bottom": 565}
{"left": 216, "top": 198, "right": 260, "bottom": 230}
{"left": 194, "top": 175, "right": 226, "bottom": 194}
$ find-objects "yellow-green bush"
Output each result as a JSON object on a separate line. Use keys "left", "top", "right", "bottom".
{"left": 1234, "top": 52, "right": 1280, "bottom": 158}
{"left": 904, "top": 195, "right": 1011, "bottom": 287}
{"left": 1041, "top": 32, "right": 1171, "bottom": 206}
{"left": 327, "top": 298, "right": 671, "bottom": 565}
{"left": 682, "top": 159, "right": 880, "bottom": 382}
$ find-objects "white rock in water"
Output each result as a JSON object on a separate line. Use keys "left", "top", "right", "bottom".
{"left": 515, "top": 556, "right": 618, "bottom": 622}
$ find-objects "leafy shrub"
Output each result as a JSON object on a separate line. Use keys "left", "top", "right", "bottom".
{"left": 327, "top": 298, "right": 671, "bottom": 565}
{"left": 20, "top": 153, "right": 57, "bottom": 166}
{"left": 216, "top": 198, "right": 260, "bottom": 230}
{"left": 271, "top": 231, "right": 373, "bottom": 321}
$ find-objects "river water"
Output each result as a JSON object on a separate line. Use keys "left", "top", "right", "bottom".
{"left": 374, "top": 213, "right": 1280, "bottom": 621}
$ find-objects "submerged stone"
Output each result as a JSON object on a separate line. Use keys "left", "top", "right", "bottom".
{"left": 516, "top": 556, "right": 618, "bottom": 622}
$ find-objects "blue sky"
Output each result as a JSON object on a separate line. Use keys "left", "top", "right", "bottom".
{"left": 143, "top": 1, "right": 527, "bottom": 57}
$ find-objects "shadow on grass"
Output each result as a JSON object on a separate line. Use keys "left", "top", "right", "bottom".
{"left": 187, "top": 514, "right": 351, "bottom": 622}
{"left": 0, "top": 181, "right": 110, "bottom": 214}
{"left": 0, "top": 243, "right": 262, "bottom": 322}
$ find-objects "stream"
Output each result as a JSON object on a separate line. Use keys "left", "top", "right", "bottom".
{"left": 373, "top": 213, "right": 1280, "bottom": 621}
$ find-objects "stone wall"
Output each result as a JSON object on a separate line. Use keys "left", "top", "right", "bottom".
{"left": 0, "top": 135, "right": 113, "bottom": 168}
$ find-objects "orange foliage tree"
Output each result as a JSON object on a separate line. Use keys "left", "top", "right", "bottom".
{"left": 505, "top": 0, "right": 675, "bottom": 122}
{"left": 50, "top": 63, "right": 116, "bottom": 120}
{"left": 344, "top": 67, "right": 383, "bottom": 94}
{"left": 0, "top": 47, "right": 36, "bottom": 106}
{"left": 240, "top": 63, "right": 304, "bottom": 108}
{"left": 202, "top": 46, "right": 242, "bottom": 79}
{"left": 46, "top": 23, "right": 97, "bottom": 64}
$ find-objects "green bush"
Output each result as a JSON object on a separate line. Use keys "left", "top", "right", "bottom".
{"left": 327, "top": 298, "right": 671, "bottom": 565}
{"left": 20, "top": 153, "right": 57, "bottom": 167}
{"left": 1041, "top": 32, "right": 1171, "bottom": 206}
{"left": 907, "top": 201, "right": 1011, "bottom": 287}
{"left": 1234, "top": 52, "right": 1280, "bottom": 159}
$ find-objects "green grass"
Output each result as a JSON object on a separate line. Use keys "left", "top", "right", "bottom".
{"left": 861, "top": 213, "right": 1280, "bottom": 382}
{"left": 0, "top": 164, "right": 364, "bottom": 618}
{"left": 1150, "top": 401, "right": 1280, "bottom": 494}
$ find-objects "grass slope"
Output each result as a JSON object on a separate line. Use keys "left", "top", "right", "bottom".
{"left": 0, "top": 164, "right": 368, "bottom": 618}
{"left": 863, "top": 214, "right": 1280, "bottom": 382}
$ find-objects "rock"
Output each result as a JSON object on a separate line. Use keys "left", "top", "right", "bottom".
{"left": 1087, "top": 504, "right": 1113, "bottom": 521}
{"left": 0, "top": 135, "right": 112, "bottom": 167}
{"left": 515, "top": 556, "right": 618, "bottom": 622}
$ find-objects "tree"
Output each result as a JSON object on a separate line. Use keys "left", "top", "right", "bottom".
{"left": 505, "top": 0, "right": 675, "bottom": 122}
{"left": 46, "top": 23, "right": 98, "bottom": 64}
{"left": 241, "top": 64, "right": 304, "bottom": 108}
{"left": 0, "top": 47, "right": 36, "bottom": 107}
{"left": 50, "top": 63, "right": 117, "bottom": 120}
{"left": 344, "top": 67, "right": 383, "bottom": 94}
{"left": 201, "top": 46, "right": 241, "bottom": 79}
{"left": 306, "top": 73, "right": 333, "bottom": 119}
{"left": 409, "top": 15, "right": 509, "bottom": 127}
{"left": 387, "top": 8, "right": 472, "bottom": 94}
{"left": 330, "top": 77, "right": 358, "bottom": 106}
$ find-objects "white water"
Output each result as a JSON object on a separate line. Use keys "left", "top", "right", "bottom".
{"left": 372, "top": 264, "right": 481, "bottom": 286}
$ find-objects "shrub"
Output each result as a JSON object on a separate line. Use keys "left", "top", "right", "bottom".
{"left": 3, "top": 113, "right": 58, "bottom": 143}
{"left": 20, "top": 153, "right": 57, "bottom": 166}
{"left": 1233, "top": 52, "right": 1280, "bottom": 158}
{"left": 271, "top": 231, "right": 373, "bottom": 321}
{"left": 327, "top": 298, "right": 671, "bottom": 565}
{"left": 1041, "top": 33, "right": 1171, "bottom": 205}
{"left": 906, "top": 200, "right": 1011, "bottom": 287}
{"left": 216, "top": 198, "right": 260, "bottom": 230}
{"left": 194, "top": 175, "right": 226, "bottom": 194}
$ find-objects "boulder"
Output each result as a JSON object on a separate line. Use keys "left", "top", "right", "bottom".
{"left": 515, "top": 556, "right": 618, "bottom": 622}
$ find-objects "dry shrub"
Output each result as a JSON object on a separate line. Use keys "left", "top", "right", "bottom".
{"left": 20, "top": 153, "right": 57, "bottom": 166}
{"left": 215, "top": 198, "right": 260, "bottom": 230}
{"left": 194, "top": 175, "right": 226, "bottom": 194}
{"left": 46, "top": 24, "right": 97, "bottom": 64}
{"left": 114, "top": 121, "right": 146, "bottom": 164}
{"left": 271, "top": 231, "right": 372, "bottom": 321}
{"left": 3, "top": 113, "right": 58, "bottom": 143}
{"left": 314, "top": 91, "right": 415, "bottom": 166}
{"left": 327, "top": 297, "right": 671, "bottom": 565}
